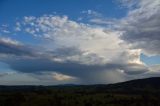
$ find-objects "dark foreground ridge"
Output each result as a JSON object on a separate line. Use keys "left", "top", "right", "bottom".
{"left": 0, "top": 77, "right": 160, "bottom": 106}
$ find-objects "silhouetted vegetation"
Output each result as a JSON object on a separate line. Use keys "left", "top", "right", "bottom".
{"left": 0, "top": 77, "right": 160, "bottom": 106}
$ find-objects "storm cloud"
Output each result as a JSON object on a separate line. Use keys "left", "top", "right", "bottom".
{"left": 0, "top": 37, "right": 34, "bottom": 56}
{"left": 0, "top": 0, "right": 159, "bottom": 84}
{"left": 118, "top": 0, "right": 160, "bottom": 55}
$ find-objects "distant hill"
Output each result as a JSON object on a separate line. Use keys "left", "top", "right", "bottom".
{"left": 0, "top": 77, "right": 160, "bottom": 91}
{"left": 0, "top": 77, "right": 160, "bottom": 106}
{"left": 105, "top": 77, "right": 160, "bottom": 91}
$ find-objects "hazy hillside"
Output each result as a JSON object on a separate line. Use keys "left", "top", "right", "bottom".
{"left": 0, "top": 77, "right": 160, "bottom": 106}
{"left": 106, "top": 77, "right": 160, "bottom": 91}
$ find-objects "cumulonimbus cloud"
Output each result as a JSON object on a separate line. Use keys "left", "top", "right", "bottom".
{"left": 0, "top": 0, "right": 159, "bottom": 84}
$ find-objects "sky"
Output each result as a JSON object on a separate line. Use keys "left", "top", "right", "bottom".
{"left": 0, "top": 0, "right": 160, "bottom": 85}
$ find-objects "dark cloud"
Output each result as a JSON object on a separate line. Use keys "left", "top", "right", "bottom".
{"left": 4, "top": 57, "right": 117, "bottom": 75}
{"left": 0, "top": 38, "right": 34, "bottom": 56}
{"left": 0, "top": 72, "right": 14, "bottom": 77}
{"left": 0, "top": 39, "right": 149, "bottom": 83}
{"left": 1, "top": 54, "right": 149, "bottom": 83}
{"left": 123, "top": 63, "right": 148, "bottom": 75}
{"left": 0, "top": 73, "right": 9, "bottom": 77}
{"left": 119, "top": 0, "right": 160, "bottom": 55}
{"left": 50, "top": 47, "right": 83, "bottom": 57}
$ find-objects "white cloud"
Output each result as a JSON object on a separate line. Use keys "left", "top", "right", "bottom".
{"left": 17, "top": 15, "right": 142, "bottom": 66}
{"left": 52, "top": 72, "right": 76, "bottom": 81}
{"left": 2, "top": 0, "right": 159, "bottom": 83}
{"left": 0, "top": 37, "right": 20, "bottom": 46}
{"left": 0, "top": 72, "right": 15, "bottom": 77}
{"left": 90, "top": 18, "right": 117, "bottom": 25}
{"left": 0, "top": 24, "right": 10, "bottom": 34}
{"left": 117, "top": 0, "right": 160, "bottom": 56}
{"left": 149, "top": 64, "right": 160, "bottom": 72}
{"left": 8, "top": 15, "right": 148, "bottom": 79}
{"left": 118, "top": 0, "right": 139, "bottom": 9}
{"left": 81, "top": 10, "right": 102, "bottom": 17}
{"left": 15, "top": 22, "right": 21, "bottom": 31}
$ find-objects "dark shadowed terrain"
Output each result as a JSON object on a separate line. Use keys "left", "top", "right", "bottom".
{"left": 0, "top": 77, "right": 160, "bottom": 106}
